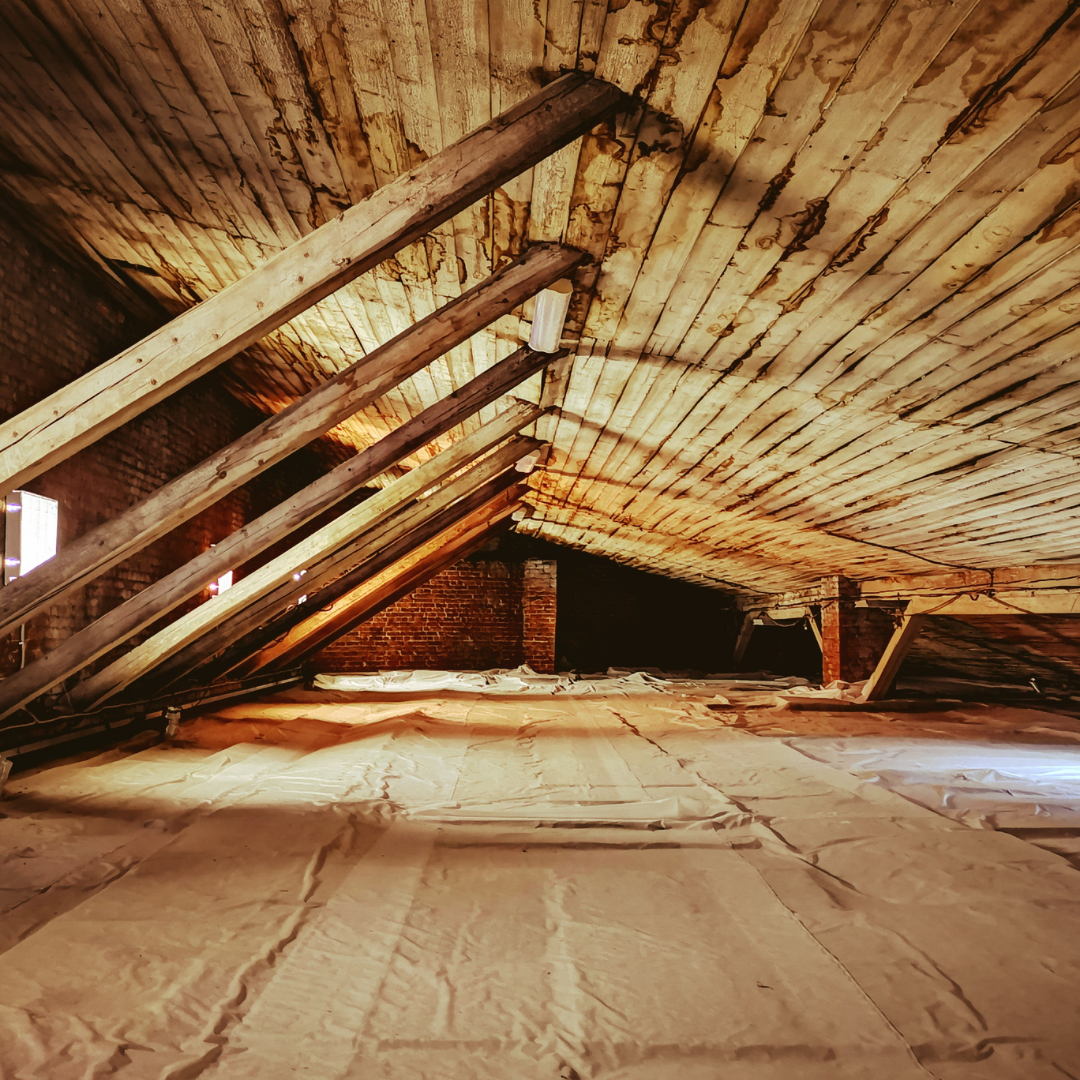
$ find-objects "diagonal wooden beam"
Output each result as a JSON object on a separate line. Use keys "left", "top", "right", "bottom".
{"left": 861, "top": 615, "right": 927, "bottom": 701}
{"left": 68, "top": 411, "right": 541, "bottom": 709}
{"left": 0, "top": 348, "right": 558, "bottom": 721}
{"left": 298, "top": 517, "right": 523, "bottom": 664}
{"left": 136, "top": 450, "right": 536, "bottom": 694}
{"left": 214, "top": 475, "right": 529, "bottom": 680}
{"left": 242, "top": 484, "right": 527, "bottom": 674}
{"left": 733, "top": 611, "right": 758, "bottom": 667}
{"left": 273, "top": 513, "right": 521, "bottom": 673}
{"left": 0, "top": 244, "right": 582, "bottom": 637}
{"left": 0, "top": 71, "right": 624, "bottom": 493}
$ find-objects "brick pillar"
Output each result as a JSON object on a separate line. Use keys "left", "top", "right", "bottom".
{"left": 522, "top": 559, "right": 557, "bottom": 673}
{"left": 820, "top": 575, "right": 895, "bottom": 683}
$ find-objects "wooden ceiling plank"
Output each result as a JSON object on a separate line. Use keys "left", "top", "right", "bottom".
{"left": 280, "top": 0, "right": 381, "bottom": 205}
{"left": 635, "top": 393, "right": 833, "bottom": 533}
{"left": 609, "top": 375, "right": 784, "bottom": 525}
{"left": 681, "top": 0, "right": 976, "bottom": 368}
{"left": 585, "top": 0, "right": 744, "bottom": 352}
{"left": 822, "top": 251, "right": 1080, "bottom": 419}
{"left": 649, "top": 0, "right": 894, "bottom": 362}
{"left": 556, "top": 362, "right": 705, "bottom": 523}
{"left": 10, "top": 0, "right": 220, "bottom": 225}
{"left": 701, "top": 1, "right": 1080, "bottom": 383}
{"left": 90, "top": 0, "right": 293, "bottom": 245}
{"left": 488, "top": 0, "right": 546, "bottom": 237}
{"left": 177, "top": 0, "right": 329, "bottom": 238}
{"left": 792, "top": 107, "right": 1080, "bottom": 399}
{"left": 0, "top": 2, "right": 183, "bottom": 214}
{"left": 424, "top": 0, "right": 494, "bottom": 384}
{"left": 222, "top": 0, "right": 354, "bottom": 226}
{"left": 573, "top": 364, "right": 722, "bottom": 524}
{"left": 767, "top": 90, "right": 1080, "bottom": 390}
{"left": 529, "top": 0, "right": 588, "bottom": 251}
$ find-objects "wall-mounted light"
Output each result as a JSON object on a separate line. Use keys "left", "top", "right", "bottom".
{"left": 528, "top": 279, "right": 573, "bottom": 353}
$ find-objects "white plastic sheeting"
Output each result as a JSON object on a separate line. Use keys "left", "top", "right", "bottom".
{"left": 313, "top": 666, "right": 810, "bottom": 695}
{"left": 2, "top": 688, "right": 1080, "bottom": 1078}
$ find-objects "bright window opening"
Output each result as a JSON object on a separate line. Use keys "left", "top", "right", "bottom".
{"left": 4, "top": 491, "right": 59, "bottom": 585}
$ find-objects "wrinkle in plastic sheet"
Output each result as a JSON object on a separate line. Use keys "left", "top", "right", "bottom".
{"left": 1, "top": 688, "right": 1079, "bottom": 1077}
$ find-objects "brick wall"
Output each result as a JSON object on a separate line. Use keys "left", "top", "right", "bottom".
{"left": 314, "top": 558, "right": 536, "bottom": 672}
{"left": 0, "top": 211, "right": 323, "bottom": 680}
{"left": 522, "top": 559, "right": 556, "bottom": 673}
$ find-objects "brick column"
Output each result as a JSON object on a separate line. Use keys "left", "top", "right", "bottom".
{"left": 522, "top": 559, "right": 557, "bottom": 673}
{"left": 820, "top": 575, "right": 895, "bottom": 683}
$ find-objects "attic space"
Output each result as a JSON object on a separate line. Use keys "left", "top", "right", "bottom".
{"left": 3, "top": 0, "right": 1080, "bottom": 1075}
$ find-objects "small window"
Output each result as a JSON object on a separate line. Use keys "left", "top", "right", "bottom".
{"left": 4, "top": 491, "right": 59, "bottom": 585}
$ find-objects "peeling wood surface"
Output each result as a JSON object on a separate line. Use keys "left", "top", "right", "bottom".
{"left": 6, "top": 0, "right": 1080, "bottom": 593}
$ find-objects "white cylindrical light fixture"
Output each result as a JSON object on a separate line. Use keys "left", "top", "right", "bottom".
{"left": 528, "top": 279, "right": 573, "bottom": 352}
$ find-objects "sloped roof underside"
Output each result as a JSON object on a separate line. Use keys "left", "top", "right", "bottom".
{"left": 3, "top": 0, "right": 1080, "bottom": 595}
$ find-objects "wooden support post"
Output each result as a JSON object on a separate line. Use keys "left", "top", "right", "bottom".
{"left": 733, "top": 612, "right": 757, "bottom": 667}
{"left": 807, "top": 611, "right": 824, "bottom": 652}
{"left": 862, "top": 615, "right": 927, "bottom": 701}
{"left": 68, "top": 408, "right": 541, "bottom": 709}
{"left": 219, "top": 477, "right": 528, "bottom": 678}
{"left": 0, "top": 244, "right": 582, "bottom": 637}
{"left": 132, "top": 460, "right": 531, "bottom": 691}
{"left": 0, "top": 348, "right": 558, "bottom": 721}
{"left": 0, "top": 71, "right": 624, "bottom": 493}
{"left": 248, "top": 488, "right": 526, "bottom": 673}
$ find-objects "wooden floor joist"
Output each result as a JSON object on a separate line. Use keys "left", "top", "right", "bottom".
{"left": 0, "top": 348, "right": 558, "bottom": 721}
{"left": 0, "top": 71, "right": 623, "bottom": 493}
{"left": 0, "top": 245, "right": 581, "bottom": 638}
{"left": 68, "top": 407, "right": 542, "bottom": 708}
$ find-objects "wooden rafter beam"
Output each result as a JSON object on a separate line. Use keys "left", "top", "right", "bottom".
{"left": 216, "top": 476, "right": 530, "bottom": 679}
{"left": 905, "top": 592, "right": 1080, "bottom": 616}
{"left": 0, "top": 348, "right": 558, "bottom": 722}
{"left": 0, "top": 244, "right": 582, "bottom": 637}
{"left": 67, "top": 408, "right": 541, "bottom": 710}
{"left": 245, "top": 486, "right": 527, "bottom": 673}
{"left": 0, "top": 71, "right": 624, "bottom": 493}
{"left": 129, "top": 456, "right": 533, "bottom": 694}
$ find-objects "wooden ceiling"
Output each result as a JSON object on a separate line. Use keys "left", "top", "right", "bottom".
{"left": 4, "top": 0, "right": 1080, "bottom": 596}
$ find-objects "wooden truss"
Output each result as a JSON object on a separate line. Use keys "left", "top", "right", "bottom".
{"left": 0, "top": 73, "right": 626, "bottom": 719}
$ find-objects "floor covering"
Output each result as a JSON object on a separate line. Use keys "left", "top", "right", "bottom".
{"left": 2, "top": 684, "right": 1080, "bottom": 1079}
